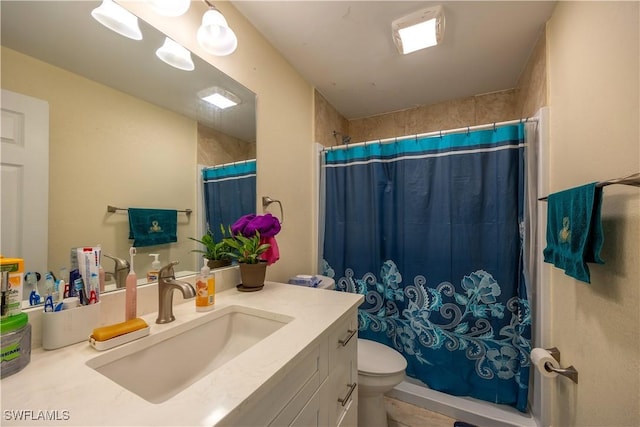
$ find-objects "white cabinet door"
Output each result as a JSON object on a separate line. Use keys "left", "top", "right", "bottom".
{"left": 1, "top": 89, "right": 49, "bottom": 279}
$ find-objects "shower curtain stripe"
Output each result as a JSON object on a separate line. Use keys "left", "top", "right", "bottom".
{"left": 321, "top": 123, "right": 532, "bottom": 412}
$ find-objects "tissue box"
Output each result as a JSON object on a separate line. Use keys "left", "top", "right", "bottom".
{"left": 288, "top": 275, "right": 320, "bottom": 287}
{"left": 0, "top": 257, "right": 24, "bottom": 318}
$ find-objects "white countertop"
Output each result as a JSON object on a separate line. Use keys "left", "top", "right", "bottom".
{"left": 1, "top": 282, "right": 363, "bottom": 426}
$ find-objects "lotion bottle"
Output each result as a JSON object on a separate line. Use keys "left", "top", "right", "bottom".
{"left": 125, "top": 247, "right": 137, "bottom": 320}
{"left": 147, "top": 254, "right": 161, "bottom": 283}
{"left": 195, "top": 258, "right": 215, "bottom": 312}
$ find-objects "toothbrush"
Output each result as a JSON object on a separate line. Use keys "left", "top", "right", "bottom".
{"left": 125, "top": 247, "right": 137, "bottom": 320}
{"left": 27, "top": 272, "right": 41, "bottom": 306}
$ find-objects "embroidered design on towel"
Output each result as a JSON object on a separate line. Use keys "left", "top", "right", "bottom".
{"left": 559, "top": 217, "right": 571, "bottom": 243}
{"left": 149, "top": 221, "right": 163, "bottom": 233}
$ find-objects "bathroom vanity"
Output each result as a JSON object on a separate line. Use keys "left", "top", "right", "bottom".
{"left": 0, "top": 281, "right": 363, "bottom": 426}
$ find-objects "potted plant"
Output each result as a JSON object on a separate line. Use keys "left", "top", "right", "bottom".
{"left": 189, "top": 224, "right": 232, "bottom": 269}
{"left": 225, "top": 213, "right": 281, "bottom": 290}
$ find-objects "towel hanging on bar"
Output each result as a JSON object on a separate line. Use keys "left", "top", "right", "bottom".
{"left": 127, "top": 208, "right": 178, "bottom": 247}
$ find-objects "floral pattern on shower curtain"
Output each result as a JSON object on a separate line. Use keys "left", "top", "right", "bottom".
{"left": 202, "top": 160, "right": 256, "bottom": 241}
{"left": 322, "top": 125, "right": 531, "bottom": 412}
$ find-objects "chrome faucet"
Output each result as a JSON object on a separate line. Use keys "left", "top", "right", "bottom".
{"left": 156, "top": 261, "right": 196, "bottom": 324}
{"left": 103, "top": 254, "right": 130, "bottom": 288}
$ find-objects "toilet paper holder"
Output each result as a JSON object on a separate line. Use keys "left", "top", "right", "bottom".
{"left": 544, "top": 347, "right": 579, "bottom": 384}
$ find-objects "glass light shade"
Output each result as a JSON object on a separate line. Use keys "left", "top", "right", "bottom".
{"left": 156, "top": 37, "right": 195, "bottom": 71}
{"left": 197, "top": 9, "right": 238, "bottom": 56}
{"left": 91, "top": 0, "right": 142, "bottom": 41}
{"left": 147, "top": 0, "right": 190, "bottom": 17}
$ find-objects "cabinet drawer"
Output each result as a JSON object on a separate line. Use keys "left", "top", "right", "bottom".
{"left": 328, "top": 311, "right": 358, "bottom": 370}
{"left": 328, "top": 310, "right": 358, "bottom": 426}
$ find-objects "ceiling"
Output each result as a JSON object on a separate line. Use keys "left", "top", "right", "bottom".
{"left": 231, "top": 1, "right": 557, "bottom": 119}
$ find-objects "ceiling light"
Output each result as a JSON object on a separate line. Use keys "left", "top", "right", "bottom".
{"left": 156, "top": 37, "right": 195, "bottom": 71}
{"left": 147, "top": 0, "right": 190, "bottom": 17}
{"left": 392, "top": 5, "right": 444, "bottom": 55}
{"left": 197, "top": 3, "right": 237, "bottom": 56}
{"left": 91, "top": 0, "right": 143, "bottom": 41}
{"left": 198, "top": 87, "right": 240, "bottom": 109}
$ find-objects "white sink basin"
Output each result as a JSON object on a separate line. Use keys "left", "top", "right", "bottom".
{"left": 86, "top": 305, "right": 292, "bottom": 403}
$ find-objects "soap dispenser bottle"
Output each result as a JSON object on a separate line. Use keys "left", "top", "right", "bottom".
{"left": 147, "top": 254, "right": 161, "bottom": 283}
{"left": 195, "top": 258, "right": 215, "bottom": 312}
{"left": 125, "top": 247, "right": 137, "bottom": 320}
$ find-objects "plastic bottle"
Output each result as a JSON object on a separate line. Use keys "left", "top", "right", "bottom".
{"left": 125, "top": 247, "right": 137, "bottom": 320}
{"left": 147, "top": 254, "right": 161, "bottom": 283}
{"left": 195, "top": 258, "right": 215, "bottom": 312}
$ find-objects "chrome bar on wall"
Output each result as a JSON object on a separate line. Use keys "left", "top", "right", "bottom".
{"left": 107, "top": 205, "right": 192, "bottom": 215}
{"left": 538, "top": 172, "right": 640, "bottom": 201}
{"left": 262, "top": 196, "right": 284, "bottom": 225}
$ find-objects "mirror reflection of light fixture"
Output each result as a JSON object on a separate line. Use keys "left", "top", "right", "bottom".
{"left": 198, "top": 87, "right": 241, "bottom": 109}
{"left": 197, "top": 1, "right": 238, "bottom": 56}
{"left": 147, "top": 0, "right": 190, "bottom": 17}
{"left": 392, "top": 5, "right": 444, "bottom": 55}
{"left": 91, "top": 0, "right": 143, "bottom": 41}
{"left": 156, "top": 37, "right": 195, "bottom": 71}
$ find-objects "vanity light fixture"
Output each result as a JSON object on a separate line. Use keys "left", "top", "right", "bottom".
{"left": 156, "top": 37, "right": 195, "bottom": 71}
{"left": 392, "top": 5, "right": 444, "bottom": 55}
{"left": 198, "top": 87, "right": 240, "bottom": 109}
{"left": 91, "top": 0, "right": 143, "bottom": 41}
{"left": 147, "top": 0, "right": 190, "bottom": 17}
{"left": 197, "top": 1, "right": 238, "bottom": 56}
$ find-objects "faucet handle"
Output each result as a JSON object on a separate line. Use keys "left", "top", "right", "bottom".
{"left": 159, "top": 261, "right": 180, "bottom": 279}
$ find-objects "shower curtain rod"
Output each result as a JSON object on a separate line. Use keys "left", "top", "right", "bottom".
{"left": 203, "top": 158, "right": 256, "bottom": 169}
{"left": 324, "top": 117, "right": 538, "bottom": 151}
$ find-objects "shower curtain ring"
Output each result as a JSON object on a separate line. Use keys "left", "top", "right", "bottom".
{"left": 493, "top": 122, "right": 497, "bottom": 132}
{"left": 466, "top": 126, "right": 470, "bottom": 136}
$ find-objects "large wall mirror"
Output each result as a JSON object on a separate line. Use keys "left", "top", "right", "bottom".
{"left": 1, "top": 1, "right": 256, "bottom": 302}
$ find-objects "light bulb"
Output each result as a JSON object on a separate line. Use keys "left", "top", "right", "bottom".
{"left": 91, "top": 0, "right": 142, "bottom": 41}
{"left": 197, "top": 9, "right": 238, "bottom": 56}
{"left": 156, "top": 37, "right": 194, "bottom": 71}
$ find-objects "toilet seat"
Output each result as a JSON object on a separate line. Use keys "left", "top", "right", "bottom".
{"left": 357, "top": 339, "right": 407, "bottom": 376}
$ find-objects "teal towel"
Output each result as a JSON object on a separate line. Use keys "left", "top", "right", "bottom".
{"left": 128, "top": 208, "right": 177, "bottom": 247}
{"left": 543, "top": 183, "right": 604, "bottom": 283}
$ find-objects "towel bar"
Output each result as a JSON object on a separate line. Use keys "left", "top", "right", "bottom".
{"left": 539, "top": 172, "right": 640, "bottom": 201}
{"left": 107, "top": 205, "right": 192, "bottom": 215}
{"left": 262, "top": 196, "right": 284, "bottom": 225}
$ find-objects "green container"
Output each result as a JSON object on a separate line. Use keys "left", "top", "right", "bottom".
{"left": 1, "top": 313, "right": 31, "bottom": 378}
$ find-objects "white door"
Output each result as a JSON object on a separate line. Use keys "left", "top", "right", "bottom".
{"left": 1, "top": 89, "right": 49, "bottom": 288}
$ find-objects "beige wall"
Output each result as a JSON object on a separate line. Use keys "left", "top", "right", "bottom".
{"left": 547, "top": 2, "right": 639, "bottom": 426}
{"left": 1, "top": 46, "right": 197, "bottom": 278}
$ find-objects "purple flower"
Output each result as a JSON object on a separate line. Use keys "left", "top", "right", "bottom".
{"left": 231, "top": 213, "right": 281, "bottom": 238}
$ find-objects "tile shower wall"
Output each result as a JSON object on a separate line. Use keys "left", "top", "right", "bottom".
{"left": 197, "top": 122, "right": 256, "bottom": 166}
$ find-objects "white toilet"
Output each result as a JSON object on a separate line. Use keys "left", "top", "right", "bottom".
{"left": 314, "top": 276, "right": 408, "bottom": 427}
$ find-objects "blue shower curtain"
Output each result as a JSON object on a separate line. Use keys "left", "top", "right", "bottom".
{"left": 202, "top": 160, "right": 256, "bottom": 240}
{"left": 322, "top": 124, "right": 531, "bottom": 412}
